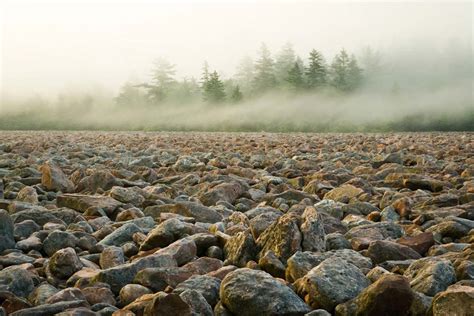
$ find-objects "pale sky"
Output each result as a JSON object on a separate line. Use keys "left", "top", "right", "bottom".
{"left": 1, "top": 0, "right": 472, "bottom": 97}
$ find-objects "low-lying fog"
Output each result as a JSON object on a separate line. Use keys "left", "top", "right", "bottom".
{"left": 1, "top": 0, "right": 472, "bottom": 131}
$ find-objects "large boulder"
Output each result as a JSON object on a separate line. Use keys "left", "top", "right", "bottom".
{"left": 76, "top": 170, "right": 121, "bottom": 193}
{"left": 40, "top": 162, "right": 74, "bottom": 193}
{"left": 300, "top": 206, "right": 326, "bottom": 253}
{"left": 0, "top": 210, "right": 15, "bottom": 253}
{"left": 224, "top": 230, "right": 258, "bottom": 267}
{"left": 43, "top": 230, "right": 79, "bottom": 257}
{"left": 109, "top": 186, "right": 145, "bottom": 206}
{"left": 173, "top": 275, "right": 221, "bottom": 307}
{"left": 366, "top": 240, "right": 422, "bottom": 264}
{"left": 140, "top": 218, "right": 198, "bottom": 251}
{"left": 98, "top": 223, "right": 142, "bottom": 247}
{"left": 56, "top": 194, "right": 122, "bottom": 215}
{"left": 47, "top": 247, "right": 84, "bottom": 280}
{"left": 301, "top": 257, "right": 369, "bottom": 311}
{"left": 162, "top": 202, "right": 223, "bottom": 223}
{"left": 200, "top": 181, "right": 246, "bottom": 206}
{"left": 286, "top": 249, "right": 373, "bottom": 283}
{"left": 323, "top": 184, "right": 364, "bottom": 202}
{"left": 256, "top": 212, "right": 302, "bottom": 263}
{"left": 220, "top": 268, "right": 311, "bottom": 315}
{"left": 336, "top": 274, "right": 415, "bottom": 316}
{"left": 431, "top": 284, "right": 474, "bottom": 316}
{"left": 0, "top": 266, "right": 35, "bottom": 297}
{"left": 403, "top": 258, "right": 456, "bottom": 296}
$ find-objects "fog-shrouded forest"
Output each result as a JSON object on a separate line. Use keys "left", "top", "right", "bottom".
{"left": 1, "top": 1, "right": 472, "bottom": 132}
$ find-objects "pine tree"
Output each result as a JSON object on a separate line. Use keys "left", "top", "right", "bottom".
{"left": 275, "top": 42, "right": 296, "bottom": 85}
{"left": 148, "top": 57, "right": 176, "bottom": 102}
{"left": 360, "top": 46, "right": 382, "bottom": 76}
{"left": 230, "top": 85, "right": 243, "bottom": 103}
{"left": 306, "top": 49, "right": 327, "bottom": 89}
{"left": 234, "top": 56, "right": 254, "bottom": 95}
{"left": 200, "top": 61, "right": 210, "bottom": 89}
{"left": 252, "top": 43, "right": 276, "bottom": 94}
{"left": 286, "top": 62, "right": 304, "bottom": 91}
{"left": 347, "top": 54, "right": 363, "bottom": 90}
{"left": 115, "top": 82, "right": 147, "bottom": 107}
{"left": 203, "top": 71, "right": 226, "bottom": 103}
{"left": 330, "top": 49, "right": 351, "bottom": 91}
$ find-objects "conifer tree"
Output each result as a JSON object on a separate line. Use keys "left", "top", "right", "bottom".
{"left": 306, "top": 49, "right": 327, "bottom": 89}
{"left": 252, "top": 43, "right": 276, "bottom": 94}
{"left": 203, "top": 71, "right": 226, "bottom": 103}
{"left": 275, "top": 42, "right": 296, "bottom": 85}
{"left": 230, "top": 85, "right": 243, "bottom": 102}
{"left": 286, "top": 62, "right": 305, "bottom": 90}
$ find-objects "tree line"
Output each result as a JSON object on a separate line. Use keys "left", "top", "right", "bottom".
{"left": 116, "top": 43, "right": 370, "bottom": 106}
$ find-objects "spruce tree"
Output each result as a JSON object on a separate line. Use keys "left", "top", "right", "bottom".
{"left": 252, "top": 43, "right": 276, "bottom": 94}
{"left": 286, "top": 62, "right": 304, "bottom": 91}
{"left": 306, "top": 49, "right": 327, "bottom": 89}
{"left": 203, "top": 71, "right": 226, "bottom": 103}
{"left": 347, "top": 54, "right": 363, "bottom": 90}
{"left": 275, "top": 42, "right": 296, "bottom": 85}
{"left": 330, "top": 49, "right": 351, "bottom": 91}
{"left": 148, "top": 57, "right": 176, "bottom": 102}
{"left": 230, "top": 85, "right": 243, "bottom": 103}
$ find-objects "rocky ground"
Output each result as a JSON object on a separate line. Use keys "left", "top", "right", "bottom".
{"left": 0, "top": 131, "right": 473, "bottom": 316}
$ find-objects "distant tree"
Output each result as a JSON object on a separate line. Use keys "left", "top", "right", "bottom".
{"left": 252, "top": 43, "right": 276, "bottom": 94}
{"left": 147, "top": 57, "right": 177, "bottom": 102}
{"left": 275, "top": 42, "right": 296, "bottom": 85}
{"left": 200, "top": 61, "right": 210, "bottom": 89}
{"left": 234, "top": 56, "right": 254, "bottom": 95}
{"left": 347, "top": 54, "right": 363, "bottom": 90}
{"left": 306, "top": 49, "right": 327, "bottom": 89}
{"left": 230, "top": 85, "right": 243, "bottom": 102}
{"left": 169, "top": 77, "right": 201, "bottom": 103}
{"left": 286, "top": 62, "right": 305, "bottom": 91}
{"left": 203, "top": 71, "right": 226, "bottom": 103}
{"left": 115, "top": 82, "right": 148, "bottom": 107}
{"left": 391, "top": 81, "right": 401, "bottom": 96}
{"left": 360, "top": 46, "right": 382, "bottom": 76}
{"left": 330, "top": 49, "right": 352, "bottom": 91}
{"left": 330, "top": 50, "right": 363, "bottom": 92}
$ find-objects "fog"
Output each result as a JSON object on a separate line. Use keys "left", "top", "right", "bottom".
{"left": 0, "top": 0, "right": 472, "bottom": 131}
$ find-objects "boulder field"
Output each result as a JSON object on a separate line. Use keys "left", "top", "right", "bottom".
{"left": 0, "top": 131, "right": 473, "bottom": 315}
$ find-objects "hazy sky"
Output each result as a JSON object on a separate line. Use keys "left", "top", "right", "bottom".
{"left": 1, "top": 0, "right": 472, "bottom": 97}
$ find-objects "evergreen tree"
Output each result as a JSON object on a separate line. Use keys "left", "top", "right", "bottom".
{"left": 148, "top": 57, "right": 176, "bottom": 102}
{"left": 330, "top": 49, "right": 351, "bottom": 91}
{"left": 252, "top": 43, "right": 276, "bottom": 94}
{"left": 203, "top": 71, "right": 226, "bottom": 103}
{"left": 360, "top": 46, "right": 382, "bottom": 76}
{"left": 330, "top": 50, "right": 363, "bottom": 92}
{"left": 234, "top": 56, "right": 254, "bottom": 95}
{"left": 115, "top": 82, "right": 148, "bottom": 107}
{"left": 286, "top": 62, "right": 304, "bottom": 90}
{"left": 275, "top": 42, "right": 296, "bottom": 85}
{"left": 306, "top": 49, "right": 327, "bottom": 89}
{"left": 230, "top": 85, "right": 243, "bottom": 103}
{"left": 200, "top": 61, "right": 210, "bottom": 89}
{"left": 347, "top": 54, "right": 363, "bottom": 90}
